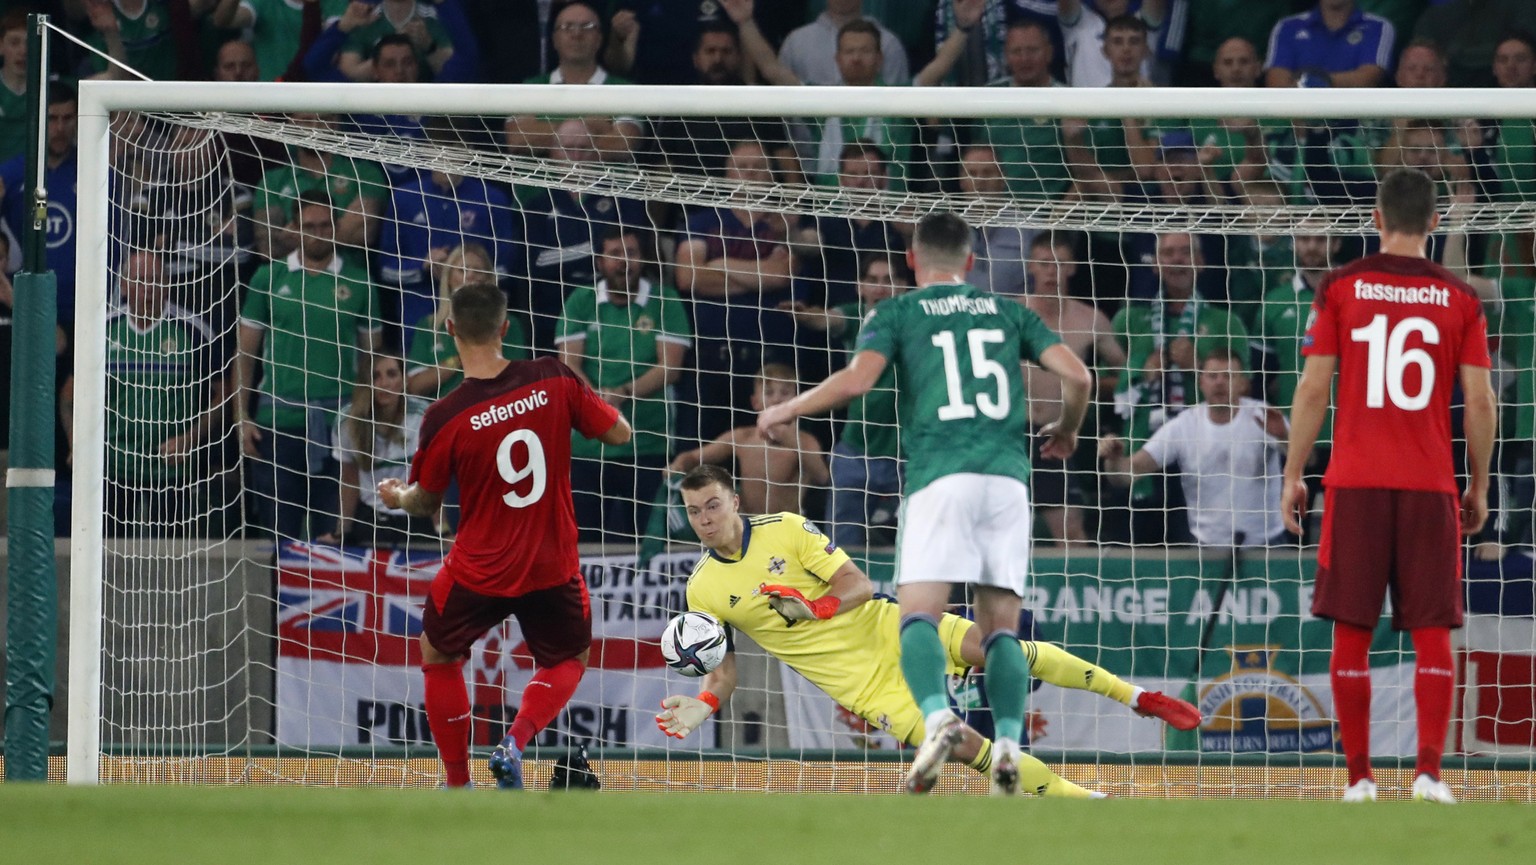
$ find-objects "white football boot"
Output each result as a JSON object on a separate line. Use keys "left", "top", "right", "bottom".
{"left": 905, "top": 710, "right": 963, "bottom": 794}
{"left": 1341, "top": 778, "right": 1378, "bottom": 802}
{"left": 1411, "top": 774, "right": 1457, "bottom": 804}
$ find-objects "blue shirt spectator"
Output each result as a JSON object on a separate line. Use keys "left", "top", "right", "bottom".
{"left": 0, "top": 90, "right": 77, "bottom": 322}
{"left": 1264, "top": 1, "right": 1394, "bottom": 88}
{"left": 379, "top": 172, "right": 514, "bottom": 328}
{"left": 606, "top": 0, "right": 730, "bottom": 85}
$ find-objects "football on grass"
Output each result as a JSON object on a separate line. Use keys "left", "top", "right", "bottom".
{"left": 660, "top": 611, "right": 728, "bottom": 677}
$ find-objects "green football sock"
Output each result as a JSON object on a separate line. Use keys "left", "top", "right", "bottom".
{"left": 899, "top": 616, "right": 951, "bottom": 718}
{"left": 984, "top": 631, "right": 1030, "bottom": 743}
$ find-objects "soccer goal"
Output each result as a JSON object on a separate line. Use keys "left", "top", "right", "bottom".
{"left": 66, "top": 80, "right": 1536, "bottom": 798}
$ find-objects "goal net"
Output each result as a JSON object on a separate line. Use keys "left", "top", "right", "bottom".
{"left": 66, "top": 81, "right": 1536, "bottom": 799}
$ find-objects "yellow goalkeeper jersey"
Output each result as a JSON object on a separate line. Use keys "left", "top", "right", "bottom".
{"left": 686, "top": 512, "right": 964, "bottom": 716}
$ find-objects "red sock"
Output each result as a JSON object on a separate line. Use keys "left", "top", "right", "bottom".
{"left": 1330, "top": 622, "right": 1375, "bottom": 785}
{"left": 1411, "top": 627, "right": 1454, "bottom": 780}
{"left": 422, "top": 662, "right": 472, "bottom": 787}
{"left": 506, "top": 657, "right": 586, "bottom": 751}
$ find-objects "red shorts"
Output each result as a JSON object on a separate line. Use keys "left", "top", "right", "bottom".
{"left": 423, "top": 567, "right": 592, "bottom": 665}
{"left": 1313, "top": 487, "right": 1463, "bottom": 631}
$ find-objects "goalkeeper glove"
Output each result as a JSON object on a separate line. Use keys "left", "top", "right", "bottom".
{"left": 656, "top": 692, "right": 720, "bottom": 739}
{"left": 756, "top": 583, "right": 841, "bottom": 621}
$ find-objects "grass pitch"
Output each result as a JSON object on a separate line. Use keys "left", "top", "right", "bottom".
{"left": 2, "top": 785, "right": 1533, "bottom": 865}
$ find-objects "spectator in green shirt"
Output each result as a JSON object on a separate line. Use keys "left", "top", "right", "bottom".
{"left": 336, "top": 0, "right": 456, "bottom": 81}
{"left": 556, "top": 226, "right": 691, "bottom": 544}
{"left": 250, "top": 113, "right": 389, "bottom": 260}
{"left": 0, "top": 11, "right": 32, "bottom": 165}
{"left": 235, "top": 189, "right": 383, "bottom": 540}
{"left": 405, "top": 242, "right": 528, "bottom": 400}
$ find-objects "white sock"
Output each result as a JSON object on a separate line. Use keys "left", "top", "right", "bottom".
{"left": 1129, "top": 686, "right": 1146, "bottom": 709}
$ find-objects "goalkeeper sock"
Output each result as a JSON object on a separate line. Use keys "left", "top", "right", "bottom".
{"left": 1330, "top": 622, "right": 1375, "bottom": 785}
{"left": 422, "top": 661, "right": 472, "bottom": 788}
{"left": 1411, "top": 627, "right": 1454, "bottom": 780}
{"left": 964, "top": 737, "right": 993, "bottom": 775}
{"left": 899, "top": 615, "right": 951, "bottom": 718}
{"left": 983, "top": 631, "right": 1029, "bottom": 743}
{"left": 507, "top": 657, "right": 586, "bottom": 751}
{"left": 1023, "top": 641, "right": 1136, "bottom": 705}
{"left": 1015, "top": 751, "right": 1093, "bottom": 798}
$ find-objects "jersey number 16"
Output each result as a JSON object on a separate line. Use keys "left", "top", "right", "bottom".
{"left": 1350, "top": 314, "right": 1439, "bottom": 411}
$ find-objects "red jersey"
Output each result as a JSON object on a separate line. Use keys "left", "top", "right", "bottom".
{"left": 1302, "top": 253, "right": 1491, "bottom": 494}
{"left": 410, "top": 358, "right": 620, "bottom": 596}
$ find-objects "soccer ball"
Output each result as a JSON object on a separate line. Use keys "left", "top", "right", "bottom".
{"left": 659, "top": 611, "right": 728, "bottom": 678}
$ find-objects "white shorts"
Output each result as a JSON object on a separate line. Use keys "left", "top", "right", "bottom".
{"left": 894, "top": 473, "right": 1033, "bottom": 594}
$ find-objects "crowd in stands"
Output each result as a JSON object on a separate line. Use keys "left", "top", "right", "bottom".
{"left": 0, "top": 0, "right": 1532, "bottom": 556}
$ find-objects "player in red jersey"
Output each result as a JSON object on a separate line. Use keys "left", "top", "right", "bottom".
{"left": 1282, "top": 168, "right": 1496, "bottom": 804}
{"left": 379, "top": 281, "right": 632, "bottom": 789}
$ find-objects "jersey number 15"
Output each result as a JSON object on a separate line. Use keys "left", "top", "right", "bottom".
{"left": 932, "top": 328, "right": 1011, "bottom": 421}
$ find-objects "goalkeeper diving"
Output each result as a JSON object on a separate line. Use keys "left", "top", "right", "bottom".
{"left": 656, "top": 465, "right": 1201, "bottom": 796}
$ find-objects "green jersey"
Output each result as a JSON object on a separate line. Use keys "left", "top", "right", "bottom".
{"left": 977, "top": 79, "right": 1071, "bottom": 199}
{"left": 240, "top": 252, "right": 381, "bottom": 429}
{"left": 88, "top": 1, "right": 177, "bottom": 82}
{"left": 243, "top": 0, "right": 352, "bottom": 81}
{"left": 252, "top": 155, "right": 389, "bottom": 227}
{"left": 1256, "top": 274, "right": 1332, "bottom": 442}
{"left": 555, "top": 278, "right": 691, "bottom": 459}
{"left": 342, "top": 2, "right": 451, "bottom": 73}
{"left": 1224, "top": 234, "right": 1296, "bottom": 330}
{"left": 0, "top": 78, "right": 28, "bottom": 164}
{"left": 105, "top": 305, "right": 216, "bottom": 481}
{"left": 405, "top": 312, "right": 529, "bottom": 400}
{"left": 1111, "top": 297, "right": 1250, "bottom": 450}
{"left": 832, "top": 300, "right": 899, "bottom": 459}
{"left": 855, "top": 282, "right": 1061, "bottom": 494}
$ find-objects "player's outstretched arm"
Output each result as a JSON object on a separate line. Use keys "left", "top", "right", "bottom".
{"left": 759, "top": 559, "right": 874, "bottom": 621}
{"left": 1281, "top": 354, "right": 1336, "bottom": 535}
{"left": 657, "top": 651, "right": 738, "bottom": 739}
{"left": 757, "top": 350, "right": 887, "bottom": 435}
{"left": 1459, "top": 363, "right": 1498, "bottom": 535}
{"left": 1096, "top": 435, "right": 1159, "bottom": 486}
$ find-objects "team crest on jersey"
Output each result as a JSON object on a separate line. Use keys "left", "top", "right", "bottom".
{"left": 767, "top": 557, "right": 785, "bottom": 575}
{"left": 335, "top": 282, "right": 353, "bottom": 302}
{"left": 802, "top": 520, "right": 821, "bottom": 535}
{"left": 1301, "top": 308, "right": 1318, "bottom": 347}
{"left": 635, "top": 315, "right": 655, "bottom": 333}
{"left": 161, "top": 337, "right": 179, "bottom": 355}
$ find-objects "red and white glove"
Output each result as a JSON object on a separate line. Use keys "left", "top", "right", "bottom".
{"left": 757, "top": 583, "right": 841, "bottom": 621}
{"left": 656, "top": 692, "right": 720, "bottom": 739}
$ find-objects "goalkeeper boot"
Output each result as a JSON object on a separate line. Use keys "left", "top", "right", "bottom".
{"left": 488, "top": 737, "right": 524, "bottom": 791}
{"left": 990, "top": 738, "right": 1021, "bottom": 797}
{"left": 549, "top": 743, "right": 602, "bottom": 791}
{"left": 1411, "top": 774, "right": 1456, "bottom": 804}
{"left": 1340, "top": 778, "right": 1377, "bottom": 802}
{"left": 1133, "top": 691, "right": 1203, "bottom": 731}
{"left": 905, "top": 710, "right": 963, "bottom": 794}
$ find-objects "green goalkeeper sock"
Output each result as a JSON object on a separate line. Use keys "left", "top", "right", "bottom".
{"left": 899, "top": 615, "right": 951, "bottom": 718}
{"left": 984, "top": 631, "right": 1030, "bottom": 743}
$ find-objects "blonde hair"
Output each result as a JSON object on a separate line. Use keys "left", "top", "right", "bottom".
{"left": 433, "top": 242, "right": 496, "bottom": 328}
{"left": 343, "top": 354, "right": 408, "bottom": 472}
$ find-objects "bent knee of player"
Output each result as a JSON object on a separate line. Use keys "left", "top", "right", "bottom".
{"left": 419, "top": 633, "right": 457, "bottom": 665}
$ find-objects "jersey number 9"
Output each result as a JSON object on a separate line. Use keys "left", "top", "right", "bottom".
{"left": 496, "top": 428, "right": 547, "bottom": 508}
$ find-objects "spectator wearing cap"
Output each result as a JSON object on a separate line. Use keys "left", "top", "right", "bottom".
{"left": 1264, "top": 0, "right": 1394, "bottom": 89}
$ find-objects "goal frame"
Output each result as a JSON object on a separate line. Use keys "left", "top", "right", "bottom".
{"left": 67, "top": 80, "right": 1534, "bottom": 785}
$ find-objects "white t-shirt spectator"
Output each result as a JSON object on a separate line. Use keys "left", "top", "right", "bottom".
{"left": 1141, "top": 397, "right": 1286, "bottom": 546}
{"left": 332, "top": 398, "right": 428, "bottom": 517}
{"left": 779, "top": 12, "right": 911, "bottom": 86}
{"left": 1059, "top": 3, "right": 1154, "bottom": 87}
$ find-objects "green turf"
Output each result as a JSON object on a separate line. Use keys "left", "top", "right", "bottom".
{"left": 2, "top": 785, "right": 1533, "bottom": 865}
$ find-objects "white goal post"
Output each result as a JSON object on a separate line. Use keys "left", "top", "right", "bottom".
{"left": 67, "top": 80, "right": 1536, "bottom": 790}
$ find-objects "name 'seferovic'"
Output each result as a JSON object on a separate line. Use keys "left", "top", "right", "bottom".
{"left": 469, "top": 389, "right": 550, "bottom": 430}
{"left": 1353, "top": 278, "right": 1450, "bottom": 307}
{"left": 918, "top": 296, "right": 998, "bottom": 316}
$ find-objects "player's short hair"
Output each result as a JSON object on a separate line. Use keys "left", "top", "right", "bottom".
{"left": 1498, "top": 31, "right": 1536, "bottom": 58}
{"left": 837, "top": 19, "right": 882, "bottom": 51}
{"left": 912, "top": 212, "right": 974, "bottom": 270}
{"left": 0, "top": 9, "right": 31, "bottom": 38}
{"left": 839, "top": 138, "right": 888, "bottom": 169}
{"left": 1004, "top": 18, "right": 1052, "bottom": 42}
{"left": 1376, "top": 167, "right": 1437, "bottom": 235}
{"left": 859, "top": 251, "right": 909, "bottom": 282}
{"left": 758, "top": 362, "right": 799, "bottom": 385}
{"left": 448, "top": 281, "right": 508, "bottom": 345}
{"left": 294, "top": 187, "right": 333, "bottom": 213}
{"left": 372, "top": 32, "right": 415, "bottom": 60}
{"left": 681, "top": 464, "right": 736, "bottom": 495}
{"left": 1402, "top": 37, "right": 1448, "bottom": 66}
{"left": 1104, "top": 15, "right": 1149, "bottom": 39}
{"left": 1030, "top": 231, "right": 1078, "bottom": 256}
{"left": 695, "top": 19, "right": 739, "bottom": 50}
{"left": 1200, "top": 345, "right": 1246, "bottom": 371}
{"left": 47, "top": 80, "right": 77, "bottom": 107}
